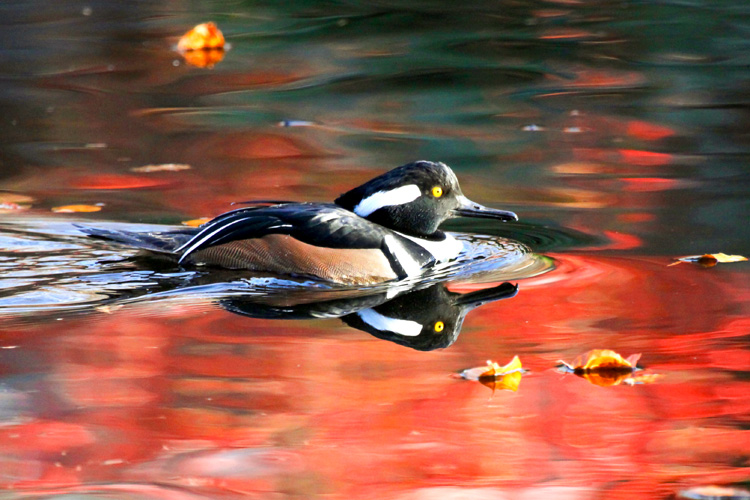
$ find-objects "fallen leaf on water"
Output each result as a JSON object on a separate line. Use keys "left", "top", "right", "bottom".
{"left": 182, "top": 217, "right": 211, "bottom": 227}
{"left": 131, "top": 163, "right": 191, "bottom": 173}
{"left": 480, "top": 355, "right": 523, "bottom": 378}
{"left": 182, "top": 49, "right": 225, "bottom": 68}
{"left": 460, "top": 356, "right": 525, "bottom": 393}
{"left": 669, "top": 253, "right": 748, "bottom": 267}
{"left": 72, "top": 174, "right": 168, "bottom": 190}
{"left": 678, "top": 485, "right": 750, "bottom": 500}
{"left": 52, "top": 204, "right": 102, "bottom": 213}
{"left": 0, "top": 193, "right": 33, "bottom": 211}
{"left": 482, "top": 371, "right": 523, "bottom": 393}
{"left": 557, "top": 349, "right": 654, "bottom": 387}
{"left": 561, "top": 349, "right": 641, "bottom": 372}
{"left": 178, "top": 22, "right": 225, "bottom": 51}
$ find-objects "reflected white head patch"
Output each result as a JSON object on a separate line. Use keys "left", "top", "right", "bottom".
{"left": 357, "top": 308, "right": 422, "bottom": 337}
{"left": 353, "top": 184, "right": 421, "bottom": 217}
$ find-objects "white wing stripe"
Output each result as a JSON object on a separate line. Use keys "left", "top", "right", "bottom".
{"left": 177, "top": 218, "right": 246, "bottom": 263}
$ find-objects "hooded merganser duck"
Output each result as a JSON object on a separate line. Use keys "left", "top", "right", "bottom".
{"left": 80, "top": 161, "right": 518, "bottom": 284}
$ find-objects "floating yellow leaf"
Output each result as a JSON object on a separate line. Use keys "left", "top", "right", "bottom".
{"left": 482, "top": 371, "right": 523, "bottom": 393}
{"left": 131, "top": 163, "right": 191, "bottom": 173}
{"left": 182, "top": 217, "right": 211, "bottom": 227}
{"left": 479, "top": 355, "right": 523, "bottom": 378}
{"left": 178, "top": 22, "right": 225, "bottom": 52}
{"left": 52, "top": 204, "right": 102, "bottom": 213}
{"left": 557, "top": 349, "right": 648, "bottom": 387}
{"left": 460, "top": 356, "right": 524, "bottom": 393}
{"left": 669, "top": 253, "right": 748, "bottom": 267}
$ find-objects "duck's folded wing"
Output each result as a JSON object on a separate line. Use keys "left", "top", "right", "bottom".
{"left": 175, "top": 204, "right": 395, "bottom": 264}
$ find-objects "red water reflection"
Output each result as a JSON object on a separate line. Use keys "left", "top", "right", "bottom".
{"left": 1, "top": 252, "right": 747, "bottom": 499}
{"left": 1, "top": 1, "right": 749, "bottom": 498}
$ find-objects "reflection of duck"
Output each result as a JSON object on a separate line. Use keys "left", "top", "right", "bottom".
{"left": 222, "top": 281, "right": 518, "bottom": 351}
{"left": 79, "top": 161, "right": 517, "bottom": 285}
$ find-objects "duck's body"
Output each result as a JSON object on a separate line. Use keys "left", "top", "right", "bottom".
{"left": 175, "top": 203, "right": 448, "bottom": 284}
{"left": 81, "top": 161, "right": 517, "bottom": 284}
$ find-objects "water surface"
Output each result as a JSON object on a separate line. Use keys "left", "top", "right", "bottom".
{"left": 0, "top": 1, "right": 749, "bottom": 499}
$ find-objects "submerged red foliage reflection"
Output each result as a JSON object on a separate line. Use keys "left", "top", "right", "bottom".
{"left": 1, "top": 1, "right": 749, "bottom": 499}
{"left": 0, "top": 251, "right": 747, "bottom": 499}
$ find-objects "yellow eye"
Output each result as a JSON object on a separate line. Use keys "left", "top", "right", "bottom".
{"left": 434, "top": 321, "right": 444, "bottom": 332}
{"left": 432, "top": 186, "right": 443, "bottom": 198}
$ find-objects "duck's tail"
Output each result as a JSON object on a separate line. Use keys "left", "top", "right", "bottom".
{"left": 75, "top": 224, "right": 198, "bottom": 254}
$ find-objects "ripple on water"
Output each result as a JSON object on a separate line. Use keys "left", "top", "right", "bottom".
{"left": 0, "top": 218, "right": 556, "bottom": 319}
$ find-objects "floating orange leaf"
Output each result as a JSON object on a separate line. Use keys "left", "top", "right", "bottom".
{"left": 131, "top": 163, "right": 191, "bottom": 173}
{"left": 557, "top": 349, "right": 648, "bottom": 387}
{"left": 178, "top": 22, "right": 225, "bottom": 52}
{"left": 578, "top": 349, "right": 640, "bottom": 371}
{"left": 182, "top": 49, "right": 225, "bottom": 68}
{"left": 51, "top": 204, "right": 102, "bottom": 213}
{"left": 670, "top": 253, "right": 748, "bottom": 268}
{"left": 460, "top": 356, "right": 524, "bottom": 393}
{"left": 72, "top": 174, "right": 168, "bottom": 190}
{"left": 181, "top": 217, "right": 211, "bottom": 227}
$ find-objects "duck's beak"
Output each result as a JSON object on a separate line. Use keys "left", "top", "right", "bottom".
{"left": 453, "top": 195, "right": 518, "bottom": 222}
{"left": 453, "top": 282, "right": 519, "bottom": 312}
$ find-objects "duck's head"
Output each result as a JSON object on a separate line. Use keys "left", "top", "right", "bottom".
{"left": 335, "top": 160, "right": 518, "bottom": 237}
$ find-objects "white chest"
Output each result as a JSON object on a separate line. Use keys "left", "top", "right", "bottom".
{"left": 397, "top": 232, "right": 464, "bottom": 263}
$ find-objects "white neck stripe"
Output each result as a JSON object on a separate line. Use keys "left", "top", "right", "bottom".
{"left": 353, "top": 184, "right": 421, "bottom": 217}
{"left": 357, "top": 309, "right": 423, "bottom": 337}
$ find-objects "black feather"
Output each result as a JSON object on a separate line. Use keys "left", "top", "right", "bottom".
{"left": 75, "top": 224, "right": 197, "bottom": 253}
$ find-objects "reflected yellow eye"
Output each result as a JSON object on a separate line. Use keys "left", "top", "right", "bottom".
{"left": 432, "top": 186, "right": 443, "bottom": 198}
{"left": 434, "top": 321, "right": 444, "bottom": 332}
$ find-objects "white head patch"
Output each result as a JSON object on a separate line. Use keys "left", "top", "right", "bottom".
{"left": 357, "top": 308, "right": 422, "bottom": 337}
{"left": 353, "top": 184, "right": 421, "bottom": 217}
